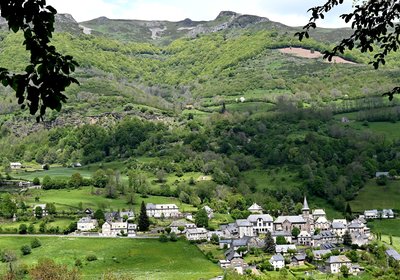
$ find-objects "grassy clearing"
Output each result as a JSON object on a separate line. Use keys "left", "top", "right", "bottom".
{"left": 0, "top": 237, "right": 221, "bottom": 280}
{"left": 23, "top": 187, "right": 197, "bottom": 213}
{"left": 368, "top": 219, "right": 400, "bottom": 237}
{"left": 243, "top": 168, "right": 301, "bottom": 192}
{"left": 350, "top": 180, "right": 400, "bottom": 212}
{"left": 382, "top": 235, "right": 400, "bottom": 252}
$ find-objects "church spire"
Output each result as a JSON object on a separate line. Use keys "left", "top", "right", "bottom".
{"left": 302, "top": 196, "right": 309, "bottom": 211}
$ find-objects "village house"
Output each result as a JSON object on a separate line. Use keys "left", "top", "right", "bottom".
{"left": 247, "top": 214, "right": 273, "bottom": 235}
{"left": 364, "top": 209, "right": 378, "bottom": 219}
{"left": 314, "top": 216, "right": 331, "bottom": 231}
{"left": 220, "top": 223, "right": 239, "bottom": 238}
{"left": 10, "top": 162, "right": 22, "bottom": 169}
{"left": 203, "top": 206, "right": 214, "bottom": 219}
{"left": 230, "top": 258, "right": 249, "bottom": 275}
{"left": 248, "top": 203, "right": 263, "bottom": 213}
{"left": 186, "top": 227, "right": 208, "bottom": 241}
{"left": 33, "top": 204, "right": 48, "bottom": 217}
{"left": 146, "top": 203, "right": 180, "bottom": 218}
{"left": 375, "top": 171, "right": 389, "bottom": 178}
{"left": 332, "top": 219, "right": 347, "bottom": 237}
{"left": 313, "top": 249, "right": 332, "bottom": 261}
{"left": 119, "top": 210, "right": 135, "bottom": 221}
{"left": 102, "top": 221, "right": 137, "bottom": 237}
{"left": 313, "top": 230, "right": 338, "bottom": 246}
{"left": 269, "top": 254, "right": 285, "bottom": 270}
{"left": 77, "top": 217, "right": 98, "bottom": 231}
{"left": 312, "top": 209, "right": 326, "bottom": 220}
{"left": 291, "top": 254, "right": 306, "bottom": 266}
{"left": 272, "top": 231, "right": 292, "bottom": 244}
{"left": 297, "top": 231, "right": 312, "bottom": 246}
{"left": 235, "top": 219, "right": 254, "bottom": 238}
{"left": 275, "top": 244, "right": 297, "bottom": 254}
{"left": 170, "top": 220, "right": 196, "bottom": 234}
{"left": 327, "top": 255, "right": 352, "bottom": 274}
{"left": 381, "top": 209, "right": 394, "bottom": 219}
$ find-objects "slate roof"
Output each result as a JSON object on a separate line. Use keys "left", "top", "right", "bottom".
{"left": 315, "top": 216, "right": 330, "bottom": 224}
{"left": 327, "top": 255, "right": 351, "bottom": 264}
{"left": 247, "top": 214, "right": 273, "bottom": 223}
{"left": 312, "top": 209, "right": 326, "bottom": 216}
{"left": 270, "top": 254, "right": 284, "bottom": 262}
{"left": 293, "top": 253, "right": 306, "bottom": 261}
{"left": 236, "top": 219, "right": 252, "bottom": 227}
{"left": 272, "top": 231, "right": 291, "bottom": 237}
{"left": 248, "top": 203, "right": 263, "bottom": 211}
{"left": 332, "top": 221, "right": 346, "bottom": 229}
{"left": 276, "top": 244, "right": 297, "bottom": 253}
{"left": 274, "top": 216, "right": 305, "bottom": 224}
{"left": 386, "top": 249, "right": 400, "bottom": 261}
{"left": 232, "top": 237, "right": 251, "bottom": 247}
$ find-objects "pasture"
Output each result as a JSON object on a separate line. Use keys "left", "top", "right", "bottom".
{"left": 0, "top": 237, "right": 221, "bottom": 280}
{"left": 350, "top": 180, "right": 400, "bottom": 212}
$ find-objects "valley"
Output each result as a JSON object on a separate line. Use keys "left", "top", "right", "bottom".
{"left": 0, "top": 7, "right": 400, "bottom": 280}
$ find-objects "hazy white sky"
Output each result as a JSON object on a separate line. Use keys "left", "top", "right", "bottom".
{"left": 46, "top": 0, "right": 354, "bottom": 27}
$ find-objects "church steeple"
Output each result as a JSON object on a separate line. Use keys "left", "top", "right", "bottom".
{"left": 302, "top": 196, "right": 309, "bottom": 211}
{"left": 302, "top": 196, "right": 310, "bottom": 219}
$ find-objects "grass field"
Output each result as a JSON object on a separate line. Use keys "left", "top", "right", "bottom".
{"left": 23, "top": 187, "right": 197, "bottom": 214}
{"left": 350, "top": 180, "right": 400, "bottom": 212}
{"left": 368, "top": 219, "right": 400, "bottom": 237}
{"left": 0, "top": 237, "right": 221, "bottom": 280}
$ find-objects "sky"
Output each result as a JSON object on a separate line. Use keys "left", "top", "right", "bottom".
{"left": 46, "top": 0, "right": 354, "bottom": 27}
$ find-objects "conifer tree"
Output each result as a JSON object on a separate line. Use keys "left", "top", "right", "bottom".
{"left": 343, "top": 230, "right": 352, "bottom": 246}
{"left": 138, "top": 201, "right": 150, "bottom": 232}
{"left": 264, "top": 231, "right": 275, "bottom": 253}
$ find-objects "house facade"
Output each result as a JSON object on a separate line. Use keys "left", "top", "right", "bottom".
{"left": 186, "top": 227, "right": 208, "bottom": 240}
{"left": 269, "top": 254, "right": 285, "bottom": 270}
{"left": 327, "top": 255, "right": 352, "bottom": 274}
{"left": 247, "top": 214, "right": 273, "bottom": 235}
{"left": 77, "top": 217, "right": 98, "bottom": 231}
{"left": 146, "top": 203, "right": 180, "bottom": 218}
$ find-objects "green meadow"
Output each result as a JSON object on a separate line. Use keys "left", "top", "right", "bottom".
{"left": 0, "top": 237, "right": 221, "bottom": 280}
{"left": 23, "top": 187, "right": 197, "bottom": 213}
{"left": 350, "top": 180, "right": 400, "bottom": 212}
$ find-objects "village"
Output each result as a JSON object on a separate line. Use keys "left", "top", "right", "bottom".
{"left": 26, "top": 195, "right": 398, "bottom": 278}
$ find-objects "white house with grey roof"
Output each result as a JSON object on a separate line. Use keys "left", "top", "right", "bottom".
{"left": 327, "top": 255, "right": 352, "bottom": 274}
{"left": 269, "top": 254, "right": 285, "bottom": 270}
{"left": 314, "top": 216, "right": 331, "bottom": 231}
{"left": 146, "top": 203, "right": 180, "bottom": 218}
{"left": 247, "top": 214, "right": 273, "bottom": 235}
{"left": 364, "top": 209, "right": 378, "bottom": 219}
{"left": 235, "top": 219, "right": 254, "bottom": 238}
{"left": 186, "top": 227, "right": 208, "bottom": 241}
{"left": 77, "top": 217, "right": 98, "bottom": 231}
{"left": 312, "top": 209, "right": 326, "bottom": 219}
{"left": 275, "top": 244, "right": 297, "bottom": 254}
{"left": 332, "top": 219, "right": 347, "bottom": 237}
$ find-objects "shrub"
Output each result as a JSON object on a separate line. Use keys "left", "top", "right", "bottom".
{"left": 170, "top": 232, "right": 178, "bottom": 242}
{"left": 32, "top": 177, "right": 40, "bottom": 185}
{"left": 31, "top": 238, "right": 41, "bottom": 248}
{"left": 21, "top": 245, "right": 31, "bottom": 255}
{"left": 159, "top": 234, "right": 168, "bottom": 242}
{"left": 86, "top": 255, "right": 97, "bottom": 261}
{"left": 19, "top": 224, "right": 27, "bottom": 234}
{"left": 75, "top": 259, "right": 82, "bottom": 267}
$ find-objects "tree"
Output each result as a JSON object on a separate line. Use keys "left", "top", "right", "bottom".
{"left": 19, "top": 224, "right": 27, "bottom": 234}
{"left": 0, "top": 1, "right": 78, "bottom": 121}
{"left": 170, "top": 232, "right": 178, "bottom": 242}
{"left": 35, "top": 206, "right": 43, "bottom": 219}
{"left": 340, "top": 265, "right": 350, "bottom": 278}
{"left": 297, "top": 0, "right": 400, "bottom": 99}
{"left": 29, "top": 258, "right": 80, "bottom": 280}
{"left": 138, "top": 201, "right": 150, "bottom": 231}
{"left": 159, "top": 234, "right": 168, "bottom": 242}
{"left": 32, "top": 177, "right": 40, "bottom": 185}
{"left": 195, "top": 208, "right": 209, "bottom": 228}
{"left": 69, "top": 173, "right": 83, "bottom": 188}
{"left": 31, "top": 238, "right": 41, "bottom": 248}
{"left": 46, "top": 203, "right": 56, "bottom": 215}
{"left": 92, "top": 169, "right": 108, "bottom": 188}
{"left": 20, "top": 245, "right": 31, "bottom": 255}
{"left": 343, "top": 230, "right": 352, "bottom": 246}
{"left": 276, "top": 235, "right": 287, "bottom": 245}
{"left": 264, "top": 231, "right": 275, "bottom": 253}
{"left": 1, "top": 250, "right": 17, "bottom": 273}
{"left": 291, "top": 227, "right": 301, "bottom": 239}
{"left": 93, "top": 209, "right": 105, "bottom": 221}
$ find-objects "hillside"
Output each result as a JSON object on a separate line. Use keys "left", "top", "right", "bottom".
{"left": 0, "top": 11, "right": 400, "bottom": 219}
